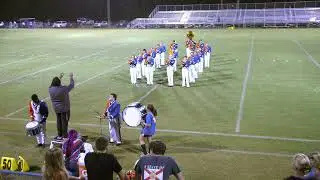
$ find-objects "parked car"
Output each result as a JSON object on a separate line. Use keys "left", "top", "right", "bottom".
{"left": 52, "top": 21, "right": 67, "bottom": 28}
{"left": 94, "top": 21, "right": 108, "bottom": 28}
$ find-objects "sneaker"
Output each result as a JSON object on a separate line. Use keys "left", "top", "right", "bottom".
{"left": 37, "top": 144, "right": 43, "bottom": 147}
{"left": 116, "top": 141, "right": 122, "bottom": 146}
{"left": 54, "top": 136, "right": 63, "bottom": 140}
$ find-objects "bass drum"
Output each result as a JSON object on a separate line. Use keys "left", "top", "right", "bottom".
{"left": 122, "top": 102, "right": 147, "bottom": 127}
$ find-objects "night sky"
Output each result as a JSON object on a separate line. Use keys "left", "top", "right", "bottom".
{"left": 0, "top": 0, "right": 317, "bottom": 22}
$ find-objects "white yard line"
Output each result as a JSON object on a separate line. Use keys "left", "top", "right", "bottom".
{"left": 1, "top": 117, "right": 320, "bottom": 143}
{"left": 137, "top": 84, "right": 160, "bottom": 102}
{"left": 0, "top": 130, "right": 292, "bottom": 158}
{"left": 0, "top": 53, "right": 49, "bottom": 67}
{"left": 172, "top": 146, "right": 292, "bottom": 157}
{"left": 235, "top": 36, "right": 254, "bottom": 133}
{"left": 293, "top": 40, "right": 320, "bottom": 69}
{"left": 0, "top": 50, "right": 106, "bottom": 85}
{"left": 4, "top": 63, "right": 126, "bottom": 117}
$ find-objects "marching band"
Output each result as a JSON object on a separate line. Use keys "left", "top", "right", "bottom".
{"left": 128, "top": 31, "right": 213, "bottom": 88}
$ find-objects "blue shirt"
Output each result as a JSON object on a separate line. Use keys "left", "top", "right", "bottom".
{"left": 162, "top": 45, "right": 166, "bottom": 52}
{"left": 143, "top": 53, "right": 148, "bottom": 59}
{"left": 151, "top": 51, "right": 156, "bottom": 58}
{"left": 156, "top": 48, "right": 161, "bottom": 54}
{"left": 168, "top": 58, "right": 175, "bottom": 66}
{"left": 138, "top": 56, "right": 143, "bottom": 63}
{"left": 147, "top": 57, "right": 154, "bottom": 66}
{"left": 194, "top": 55, "right": 200, "bottom": 63}
{"left": 143, "top": 112, "right": 156, "bottom": 135}
{"left": 207, "top": 46, "right": 212, "bottom": 53}
{"left": 106, "top": 100, "right": 120, "bottom": 119}
{"left": 129, "top": 58, "right": 137, "bottom": 68}
{"left": 173, "top": 51, "right": 178, "bottom": 59}
{"left": 182, "top": 60, "right": 190, "bottom": 68}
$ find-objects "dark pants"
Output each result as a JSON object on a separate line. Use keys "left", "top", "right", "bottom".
{"left": 56, "top": 111, "right": 70, "bottom": 138}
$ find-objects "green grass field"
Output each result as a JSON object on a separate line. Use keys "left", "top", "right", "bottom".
{"left": 0, "top": 28, "right": 320, "bottom": 179}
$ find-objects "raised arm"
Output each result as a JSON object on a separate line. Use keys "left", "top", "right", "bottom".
{"left": 67, "top": 73, "right": 74, "bottom": 92}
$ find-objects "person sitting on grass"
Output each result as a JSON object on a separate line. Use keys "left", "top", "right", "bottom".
{"left": 284, "top": 153, "right": 313, "bottom": 180}
{"left": 43, "top": 147, "right": 83, "bottom": 180}
{"left": 84, "top": 136, "right": 126, "bottom": 180}
{"left": 135, "top": 140, "right": 185, "bottom": 180}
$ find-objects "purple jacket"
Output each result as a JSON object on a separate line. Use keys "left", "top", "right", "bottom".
{"left": 49, "top": 78, "right": 74, "bottom": 113}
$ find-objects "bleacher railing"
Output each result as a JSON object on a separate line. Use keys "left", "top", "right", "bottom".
{"left": 154, "top": 1, "right": 319, "bottom": 12}
{"left": 131, "top": 1, "right": 320, "bottom": 28}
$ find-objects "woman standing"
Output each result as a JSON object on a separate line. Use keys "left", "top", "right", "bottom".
{"left": 139, "top": 104, "right": 157, "bottom": 155}
{"left": 49, "top": 72, "right": 74, "bottom": 140}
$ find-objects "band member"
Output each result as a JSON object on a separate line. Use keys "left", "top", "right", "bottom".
{"left": 136, "top": 54, "right": 143, "bottom": 79}
{"left": 103, "top": 93, "right": 121, "bottom": 145}
{"left": 29, "top": 94, "right": 49, "bottom": 147}
{"left": 140, "top": 104, "right": 157, "bottom": 155}
{"left": 160, "top": 42, "right": 166, "bottom": 66}
{"left": 151, "top": 48, "right": 157, "bottom": 71}
{"left": 189, "top": 54, "right": 196, "bottom": 83}
{"left": 198, "top": 48, "right": 204, "bottom": 73}
{"left": 186, "top": 31, "right": 196, "bottom": 58}
{"left": 128, "top": 55, "right": 137, "bottom": 85}
{"left": 146, "top": 55, "right": 154, "bottom": 85}
{"left": 205, "top": 43, "right": 212, "bottom": 68}
{"left": 173, "top": 49, "right": 178, "bottom": 72}
{"left": 142, "top": 49, "right": 148, "bottom": 77}
{"left": 194, "top": 51, "right": 200, "bottom": 79}
{"left": 166, "top": 56, "right": 175, "bottom": 87}
{"left": 155, "top": 44, "right": 161, "bottom": 69}
{"left": 181, "top": 56, "right": 190, "bottom": 88}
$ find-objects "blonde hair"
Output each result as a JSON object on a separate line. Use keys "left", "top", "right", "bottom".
{"left": 293, "top": 153, "right": 311, "bottom": 174}
{"left": 43, "top": 148, "right": 68, "bottom": 180}
{"left": 309, "top": 152, "right": 320, "bottom": 170}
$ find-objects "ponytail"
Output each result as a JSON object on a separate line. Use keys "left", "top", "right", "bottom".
{"left": 147, "top": 104, "right": 157, "bottom": 117}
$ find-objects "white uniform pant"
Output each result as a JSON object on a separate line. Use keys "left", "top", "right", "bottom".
{"left": 182, "top": 67, "right": 190, "bottom": 87}
{"left": 199, "top": 57, "right": 204, "bottom": 73}
{"left": 194, "top": 63, "right": 199, "bottom": 79}
{"left": 205, "top": 52, "right": 210, "bottom": 68}
{"left": 146, "top": 66, "right": 154, "bottom": 85}
{"left": 173, "top": 59, "right": 177, "bottom": 72}
{"left": 186, "top": 48, "right": 191, "bottom": 58}
{"left": 108, "top": 119, "right": 121, "bottom": 143}
{"left": 36, "top": 122, "right": 46, "bottom": 144}
{"left": 130, "top": 67, "right": 137, "bottom": 84}
{"left": 189, "top": 65, "right": 195, "bottom": 83}
{"left": 136, "top": 63, "right": 142, "bottom": 79}
{"left": 160, "top": 52, "right": 165, "bottom": 66}
{"left": 167, "top": 66, "right": 174, "bottom": 86}
{"left": 155, "top": 54, "right": 161, "bottom": 68}
{"left": 141, "top": 60, "right": 146, "bottom": 77}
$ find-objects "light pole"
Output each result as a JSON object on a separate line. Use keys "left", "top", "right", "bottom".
{"left": 107, "top": 0, "right": 111, "bottom": 25}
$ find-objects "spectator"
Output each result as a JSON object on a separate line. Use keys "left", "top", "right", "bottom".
{"left": 84, "top": 137, "right": 126, "bottom": 180}
{"left": 49, "top": 72, "right": 74, "bottom": 139}
{"left": 305, "top": 152, "right": 320, "bottom": 180}
{"left": 63, "top": 129, "right": 84, "bottom": 177}
{"left": 135, "top": 140, "right": 184, "bottom": 180}
{"left": 43, "top": 148, "right": 82, "bottom": 180}
{"left": 284, "top": 153, "right": 312, "bottom": 180}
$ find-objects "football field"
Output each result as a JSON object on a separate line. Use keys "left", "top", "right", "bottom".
{"left": 0, "top": 28, "right": 320, "bottom": 179}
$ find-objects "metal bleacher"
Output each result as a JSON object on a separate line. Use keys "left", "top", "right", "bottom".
{"left": 129, "top": 1, "right": 320, "bottom": 28}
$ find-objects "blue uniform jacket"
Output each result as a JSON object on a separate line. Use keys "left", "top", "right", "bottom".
{"left": 106, "top": 100, "right": 121, "bottom": 119}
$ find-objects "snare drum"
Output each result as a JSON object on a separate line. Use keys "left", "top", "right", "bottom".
{"left": 122, "top": 102, "right": 147, "bottom": 127}
{"left": 25, "top": 121, "right": 41, "bottom": 136}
